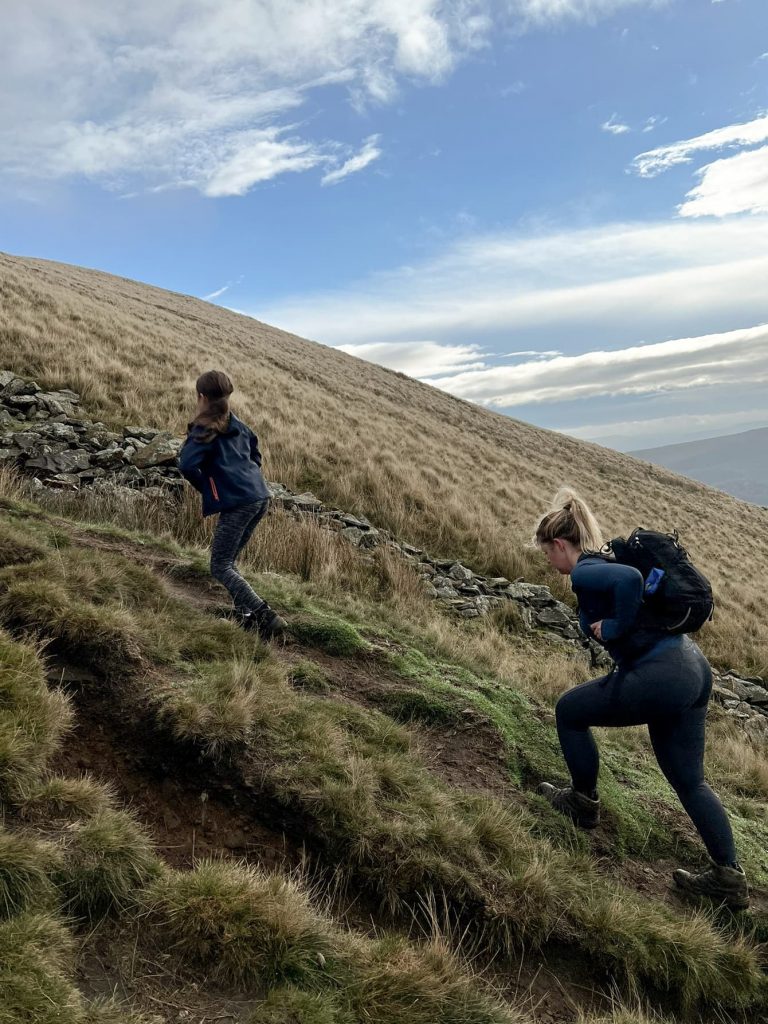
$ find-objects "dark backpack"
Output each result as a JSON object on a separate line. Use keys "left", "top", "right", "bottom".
{"left": 606, "top": 528, "right": 714, "bottom": 635}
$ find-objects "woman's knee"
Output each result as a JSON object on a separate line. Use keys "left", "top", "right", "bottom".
{"left": 556, "top": 688, "right": 584, "bottom": 729}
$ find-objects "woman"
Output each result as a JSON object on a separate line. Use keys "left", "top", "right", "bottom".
{"left": 178, "top": 370, "right": 286, "bottom": 641}
{"left": 534, "top": 488, "right": 748, "bottom": 910}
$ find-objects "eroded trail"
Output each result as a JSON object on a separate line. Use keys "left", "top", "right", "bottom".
{"left": 48, "top": 519, "right": 768, "bottom": 921}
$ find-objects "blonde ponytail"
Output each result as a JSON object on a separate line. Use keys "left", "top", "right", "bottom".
{"left": 535, "top": 487, "right": 604, "bottom": 553}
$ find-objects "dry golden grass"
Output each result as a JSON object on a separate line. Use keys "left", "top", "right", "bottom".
{"left": 1, "top": 251, "right": 768, "bottom": 678}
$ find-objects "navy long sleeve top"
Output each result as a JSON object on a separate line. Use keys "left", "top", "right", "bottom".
{"left": 178, "top": 413, "right": 271, "bottom": 516}
{"left": 571, "top": 554, "right": 672, "bottom": 665}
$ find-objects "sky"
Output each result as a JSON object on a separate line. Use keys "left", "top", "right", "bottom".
{"left": 1, "top": 0, "right": 767, "bottom": 451}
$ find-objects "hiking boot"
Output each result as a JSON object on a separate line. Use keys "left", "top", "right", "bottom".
{"left": 673, "top": 862, "right": 749, "bottom": 911}
{"left": 537, "top": 782, "right": 600, "bottom": 829}
{"left": 247, "top": 604, "right": 287, "bottom": 641}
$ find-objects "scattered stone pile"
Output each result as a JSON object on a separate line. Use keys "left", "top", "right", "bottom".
{"left": 269, "top": 482, "right": 593, "bottom": 647}
{"left": 712, "top": 672, "right": 768, "bottom": 739}
{"left": 0, "top": 370, "right": 183, "bottom": 492}
{"left": 2, "top": 369, "right": 767, "bottom": 730}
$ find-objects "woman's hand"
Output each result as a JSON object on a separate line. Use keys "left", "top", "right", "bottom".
{"left": 591, "top": 620, "right": 603, "bottom": 641}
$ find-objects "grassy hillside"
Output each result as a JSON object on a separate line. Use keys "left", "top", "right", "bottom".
{"left": 2, "top": 251, "right": 768, "bottom": 678}
{"left": 0, "top": 251, "right": 767, "bottom": 1022}
{"left": 0, "top": 480, "right": 766, "bottom": 1023}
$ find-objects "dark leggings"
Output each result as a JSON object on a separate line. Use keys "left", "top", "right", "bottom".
{"left": 210, "top": 499, "right": 269, "bottom": 614}
{"left": 556, "top": 637, "right": 737, "bottom": 865}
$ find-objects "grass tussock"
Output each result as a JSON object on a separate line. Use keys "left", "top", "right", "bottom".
{"left": 55, "top": 809, "right": 161, "bottom": 920}
{"left": 140, "top": 860, "right": 344, "bottom": 990}
{"left": 289, "top": 659, "right": 332, "bottom": 694}
{"left": 0, "top": 829, "right": 58, "bottom": 919}
{"left": 0, "top": 519, "right": 48, "bottom": 568}
{"left": 250, "top": 987, "right": 352, "bottom": 1024}
{"left": 0, "top": 912, "right": 84, "bottom": 1024}
{"left": 143, "top": 861, "right": 522, "bottom": 1024}
{"left": 0, "top": 628, "right": 72, "bottom": 800}
{"left": 156, "top": 657, "right": 286, "bottom": 753}
{"left": 18, "top": 775, "right": 114, "bottom": 823}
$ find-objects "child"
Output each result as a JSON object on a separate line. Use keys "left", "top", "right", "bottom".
{"left": 178, "top": 370, "right": 286, "bottom": 640}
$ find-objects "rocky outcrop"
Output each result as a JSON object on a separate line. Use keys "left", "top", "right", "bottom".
{"left": 0, "top": 371, "right": 183, "bottom": 493}
{"left": 2, "top": 369, "right": 767, "bottom": 728}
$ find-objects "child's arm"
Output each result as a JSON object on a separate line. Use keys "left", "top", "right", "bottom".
{"left": 178, "top": 428, "right": 212, "bottom": 491}
{"left": 248, "top": 428, "right": 263, "bottom": 468}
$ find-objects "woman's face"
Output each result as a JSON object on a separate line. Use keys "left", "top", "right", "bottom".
{"left": 540, "top": 539, "right": 576, "bottom": 575}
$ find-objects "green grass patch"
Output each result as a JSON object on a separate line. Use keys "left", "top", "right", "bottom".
{"left": 376, "top": 688, "right": 464, "bottom": 727}
{"left": 289, "top": 612, "right": 369, "bottom": 657}
{"left": 289, "top": 659, "right": 332, "bottom": 694}
{"left": 0, "top": 520, "right": 48, "bottom": 568}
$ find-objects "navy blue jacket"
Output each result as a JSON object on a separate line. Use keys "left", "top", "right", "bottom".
{"left": 178, "top": 413, "right": 271, "bottom": 517}
{"left": 572, "top": 554, "right": 672, "bottom": 666}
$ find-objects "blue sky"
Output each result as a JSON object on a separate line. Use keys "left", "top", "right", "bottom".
{"left": 2, "top": 0, "right": 767, "bottom": 449}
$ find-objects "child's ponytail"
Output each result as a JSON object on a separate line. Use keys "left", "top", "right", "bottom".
{"left": 191, "top": 370, "right": 234, "bottom": 438}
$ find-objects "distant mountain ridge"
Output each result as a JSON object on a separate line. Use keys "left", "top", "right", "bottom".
{"left": 631, "top": 426, "right": 768, "bottom": 506}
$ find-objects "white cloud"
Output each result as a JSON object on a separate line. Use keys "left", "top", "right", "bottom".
{"left": 562, "top": 407, "right": 768, "bottom": 447}
{"left": 0, "top": 1, "right": 481, "bottom": 196}
{"left": 337, "top": 340, "right": 487, "bottom": 376}
{"left": 642, "top": 115, "right": 665, "bottom": 133}
{"left": 423, "top": 324, "right": 768, "bottom": 407}
{"left": 0, "top": 0, "right": 683, "bottom": 198}
{"left": 202, "top": 129, "right": 322, "bottom": 197}
{"left": 202, "top": 284, "right": 230, "bottom": 301}
{"left": 513, "top": 0, "right": 666, "bottom": 23}
{"left": 257, "top": 216, "right": 768, "bottom": 347}
{"left": 632, "top": 114, "right": 768, "bottom": 177}
{"left": 679, "top": 144, "right": 768, "bottom": 217}
{"left": 202, "top": 274, "right": 244, "bottom": 302}
{"left": 321, "top": 135, "right": 382, "bottom": 186}
{"left": 602, "top": 114, "right": 630, "bottom": 135}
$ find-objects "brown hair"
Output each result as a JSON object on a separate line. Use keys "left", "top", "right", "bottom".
{"left": 534, "top": 487, "right": 604, "bottom": 553}
{"left": 191, "top": 370, "right": 233, "bottom": 437}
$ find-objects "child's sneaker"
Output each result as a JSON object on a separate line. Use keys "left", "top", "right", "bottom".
{"left": 240, "top": 602, "right": 286, "bottom": 634}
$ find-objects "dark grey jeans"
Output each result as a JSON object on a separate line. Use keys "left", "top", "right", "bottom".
{"left": 210, "top": 499, "right": 269, "bottom": 614}
{"left": 556, "top": 636, "right": 737, "bottom": 865}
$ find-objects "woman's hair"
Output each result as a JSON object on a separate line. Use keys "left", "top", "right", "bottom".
{"left": 191, "top": 370, "right": 234, "bottom": 436}
{"left": 534, "top": 487, "right": 604, "bottom": 553}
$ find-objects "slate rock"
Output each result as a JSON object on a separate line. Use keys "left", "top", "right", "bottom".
{"left": 129, "top": 432, "right": 180, "bottom": 468}
{"left": 448, "top": 562, "right": 473, "bottom": 583}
